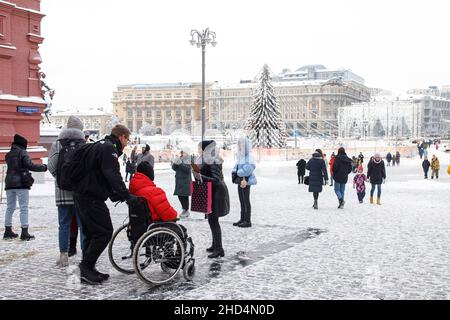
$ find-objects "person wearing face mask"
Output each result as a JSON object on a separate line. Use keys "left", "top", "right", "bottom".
{"left": 367, "top": 153, "right": 386, "bottom": 205}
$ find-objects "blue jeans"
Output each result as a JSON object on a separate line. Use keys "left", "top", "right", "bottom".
{"left": 58, "top": 205, "right": 85, "bottom": 253}
{"left": 4, "top": 189, "right": 29, "bottom": 228}
{"left": 334, "top": 182, "right": 346, "bottom": 201}
{"left": 370, "top": 184, "right": 382, "bottom": 198}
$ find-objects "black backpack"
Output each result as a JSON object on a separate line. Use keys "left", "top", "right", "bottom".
{"left": 127, "top": 197, "right": 152, "bottom": 243}
{"left": 57, "top": 139, "right": 92, "bottom": 191}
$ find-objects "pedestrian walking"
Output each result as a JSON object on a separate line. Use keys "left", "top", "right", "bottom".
{"left": 193, "top": 141, "right": 230, "bottom": 258}
{"left": 431, "top": 155, "right": 440, "bottom": 179}
{"left": 137, "top": 144, "right": 155, "bottom": 168}
{"left": 358, "top": 152, "right": 364, "bottom": 166}
{"left": 72, "top": 125, "right": 138, "bottom": 285}
{"left": 130, "top": 145, "right": 138, "bottom": 163}
{"left": 125, "top": 159, "right": 136, "bottom": 182}
{"left": 353, "top": 166, "right": 367, "bottom": 203}
{"left": 386, "top": 152, "right": 392, "bottom": 166}
{"left": 122, "top": 153, "right": 127, "bottom": 166}
{"left": 48, "top": 116, "right": 86, "bottom": 267}
{"left": 367, "top": 153, "right": 386, "bottom": 205}
{"left": 329, "top": 152, "right": 336, "bottom": 186}
{"left": 171, "top": 148, "right": 192, "bottom": 218}
{"left": 392, "top": 154, "right": 396, "bottom": 167}
{"left": 331, "top": 147, "right": 353, "bottom": 209}
{"left": 232, "top": 137, "right": 257, "bottom": 228}
{"left": 296, "top": 158, "right": 306, "bottom": 184}
{"left": 422, "top": 157, "right": 431, "bottom": 179}
{"left": 351, "top": 156, "right": 358, "bottom": 173}
{"left": 395, "top": 151, "right": 401, "bottom": 166}
{"left": 3, "top": 134, "right": 48, "bottom": 241}
{"left": 306, "top": 149, "right": 328, "bottom": 210}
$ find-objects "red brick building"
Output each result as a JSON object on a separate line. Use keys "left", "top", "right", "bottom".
{"left": 0, "top": 0, "right": 46, "bottom": 164}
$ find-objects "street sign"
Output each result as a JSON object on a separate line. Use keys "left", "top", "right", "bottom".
{"left": 17, "top": 106, "right": 40, "bottom": 114}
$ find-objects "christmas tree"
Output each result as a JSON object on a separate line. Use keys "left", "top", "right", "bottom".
{"left": 245, "top": 64, "right": 287, "bottom": 148}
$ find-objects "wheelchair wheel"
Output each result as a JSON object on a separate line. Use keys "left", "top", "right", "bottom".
{"left": 133, "top": 228, "right": 185, "bottom": 285}
{"left": 108, "top": 224, "right": 135, "bottom": 275}
{"left": 183, "top": 259, "right": 196, "bottom": 281}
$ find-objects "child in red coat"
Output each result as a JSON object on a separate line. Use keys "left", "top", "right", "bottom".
{"left": 129, "top": 162, "right": 178, "bottom": 222}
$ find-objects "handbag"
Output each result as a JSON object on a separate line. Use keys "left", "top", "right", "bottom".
{"left": 190, "top": 180, "right": 213, "bottom": 214}
{"left": 304, "top": 176, "right": 310, "bottom": 185}
{"left": 20, "top": 170, "right": 34, "bottom": 188}
{"left": 232, "top": 171, "right": 242, "bottom": 184}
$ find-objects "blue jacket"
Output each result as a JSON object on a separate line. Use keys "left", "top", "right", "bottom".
{"left": 232, "top": 138, "right": 257, "bottom": 186}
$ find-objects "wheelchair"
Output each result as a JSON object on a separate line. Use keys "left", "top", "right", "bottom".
{"left": 108, "top": 197, "right": 195, "bottom": 285}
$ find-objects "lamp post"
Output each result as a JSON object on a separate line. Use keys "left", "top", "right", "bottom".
{"left": 190, "top": 28, "right": 217, "bottom": 142}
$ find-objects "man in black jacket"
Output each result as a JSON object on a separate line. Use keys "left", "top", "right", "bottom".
{"left": 73, "top": 125, "right": 137, "bottom": 285}
{"left": 332, "top": 147, "right": 353, "bottom": 209}
{"left": 3, "top": 134, "right": 47, "bottom": 240}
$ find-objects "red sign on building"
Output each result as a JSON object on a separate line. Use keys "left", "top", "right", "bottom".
{"left": 0, "top": 0, "right": 46, "bottom": 164}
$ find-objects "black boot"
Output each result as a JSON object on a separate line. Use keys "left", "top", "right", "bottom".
{"left": 79, "top": 263, "right": 103, "bottom": 285}
{"left": 208, "top": 248, "right": 225, "bottom": 259}
{"left": 20, "top": 228, "right": 35, "bottom": 241}
{"left": 233, "top": 211, "right": 244, "bottom": 226}
{"left": 238, "top": 221, "right": 252, "bottom": 228}
{"left": 313, "top": 200, "right": 318, "bottom": 210}
{"left": 68, "top": 236, "right": 77, "bottom": 257}
{"left": 3, "top": 227, "right": 19, "bottom": 240}
{"left": 93, "top": 267, "right": 110, "bottom": 281}
{"left": 206, "top": 240, "right": 215, "bottom": 252}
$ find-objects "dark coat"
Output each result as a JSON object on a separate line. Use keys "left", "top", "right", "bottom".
{"left": 199, "top": 163, "right": 230, "bottom": 218}
{"left": 422, "top": 160, "right": 430, "bottom": 172}
{"left": 306, "top": 152, "right": 328, "bottom": 193}
{"left": 332, "top": 153, "right": 353, "bottom": 184}
{"left": 296, "top": 159, "right": 306, "bottom": 176}
{"left": 172, "top": 159, "right": 192, "bottom": 197}
{"left": 126, "top": 160, "right": 136, "bottom": 173}
{"left": 386, "top": 153, "right": 392, "bottom": 162}
{"left": 5, "top": 144, "right": 47, "bottom": 190}
{"left": 73, "top": 135, "right": 131, "bottom": 202}
{"left": 367, "top": 159, "right": 386, "bottom": 184}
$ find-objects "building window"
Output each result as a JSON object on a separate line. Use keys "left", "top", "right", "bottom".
{"left": 127, "top": 109, "right": 133, "bottom": 117}
{"left": 127, "top": 120, "right": 133, "bottom": 130}
{"left": 146, "top": 109, "right": 152, "bottom": 118}
{"left": 137, "top": 109, "right": 142, "bottom": 118}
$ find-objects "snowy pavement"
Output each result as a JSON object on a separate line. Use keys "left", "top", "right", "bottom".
{"left": 0, "top": 150, "right": 449, "bottom": 300}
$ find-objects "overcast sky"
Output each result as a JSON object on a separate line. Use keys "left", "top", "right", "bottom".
{"left": 39, "top": 0, "right": 450, "bottom": 111}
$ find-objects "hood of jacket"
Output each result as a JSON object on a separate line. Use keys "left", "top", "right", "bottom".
{"left": 312, "top": 152, "right": 323, "bottom": 160}
{"left": 105, "top": 135, "right": 123, "bottom": 157}
{"left": 236, "top": 137, "right": 255, "bottom": 165}
{"left": 129, "top": 172, "right": 156, "bottom": 194}
{"left": 58, "top": 128, "right": 85, "bottom": 141}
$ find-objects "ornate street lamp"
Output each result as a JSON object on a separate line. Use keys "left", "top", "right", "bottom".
{"left": 190, "top": 28, "right": 217, "bottom": 142}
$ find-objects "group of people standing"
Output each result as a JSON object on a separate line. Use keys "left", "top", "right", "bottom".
{"left": 298, "top": 148, "right": 387, "bottom": 210}
{"left": 2, "top": 118, "right": 259, "bottom": 284}
{"left": 385, "top": 151, "right": 401, "bottom": 167}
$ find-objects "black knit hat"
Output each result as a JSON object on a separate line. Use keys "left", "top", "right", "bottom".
{"left": 137, "top": 161, "right": 154, "bottom": 181}
{"left": 200, "top": 140, "right": 216, "bottom": 151}
{"left": 13, "top": 134, "right": 28, "bottom": 149}
{"left": 144, "top": 144, "right": 150, "bottom": 153}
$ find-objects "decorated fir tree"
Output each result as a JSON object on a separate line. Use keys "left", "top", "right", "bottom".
{"left": 245, "top": 64, "right": 287, "bottom": 148}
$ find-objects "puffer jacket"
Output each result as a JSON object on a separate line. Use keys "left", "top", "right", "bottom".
{"left": 367, "top": 159, "right": 386, "bottom": 184}
{"left": 431, "top": 158, "right": 440, "bottom": 171}
{"left": 232, "top": 137, "right": 257, "bottom": 186}
{"left": 48, "top": 128, "right": 85, "bottom": 206}
{"left": 306, "top": 152, "right": 328, "bottom": 193}
{"left": 129, "top": 172, "right": 178, "bottom": 222}
{"left": 5, "top": 144, "right": 47, "bottom": 190}
{"left": 172, "top": 156, "right": 192, "bottom": 197}
{"left": 199, "top": 161, "right": 230, "bottom": 218}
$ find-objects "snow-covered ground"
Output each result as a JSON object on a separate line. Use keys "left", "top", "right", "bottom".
{"left": 0, "top": 148, "right": 449, "bottom": 300}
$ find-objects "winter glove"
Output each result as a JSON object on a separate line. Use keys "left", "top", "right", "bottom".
{"left": 126, "top": 194, "right": 140, "bottom": 207}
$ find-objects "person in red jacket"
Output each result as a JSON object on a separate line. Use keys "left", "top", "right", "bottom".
{"left": 129, "top": 162, "right": 178, "bottom": 222}
{"left": 329, "top": 152, "right": 336, "bottom": 186}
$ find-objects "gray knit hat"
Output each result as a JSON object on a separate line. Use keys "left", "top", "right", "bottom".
{"left": 67, "top": 116, "right": 84, "bottom": 131}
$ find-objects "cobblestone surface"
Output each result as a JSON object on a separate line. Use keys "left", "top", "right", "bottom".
{"left": 1, "top": 155, "right": 449, "bottom": 300}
